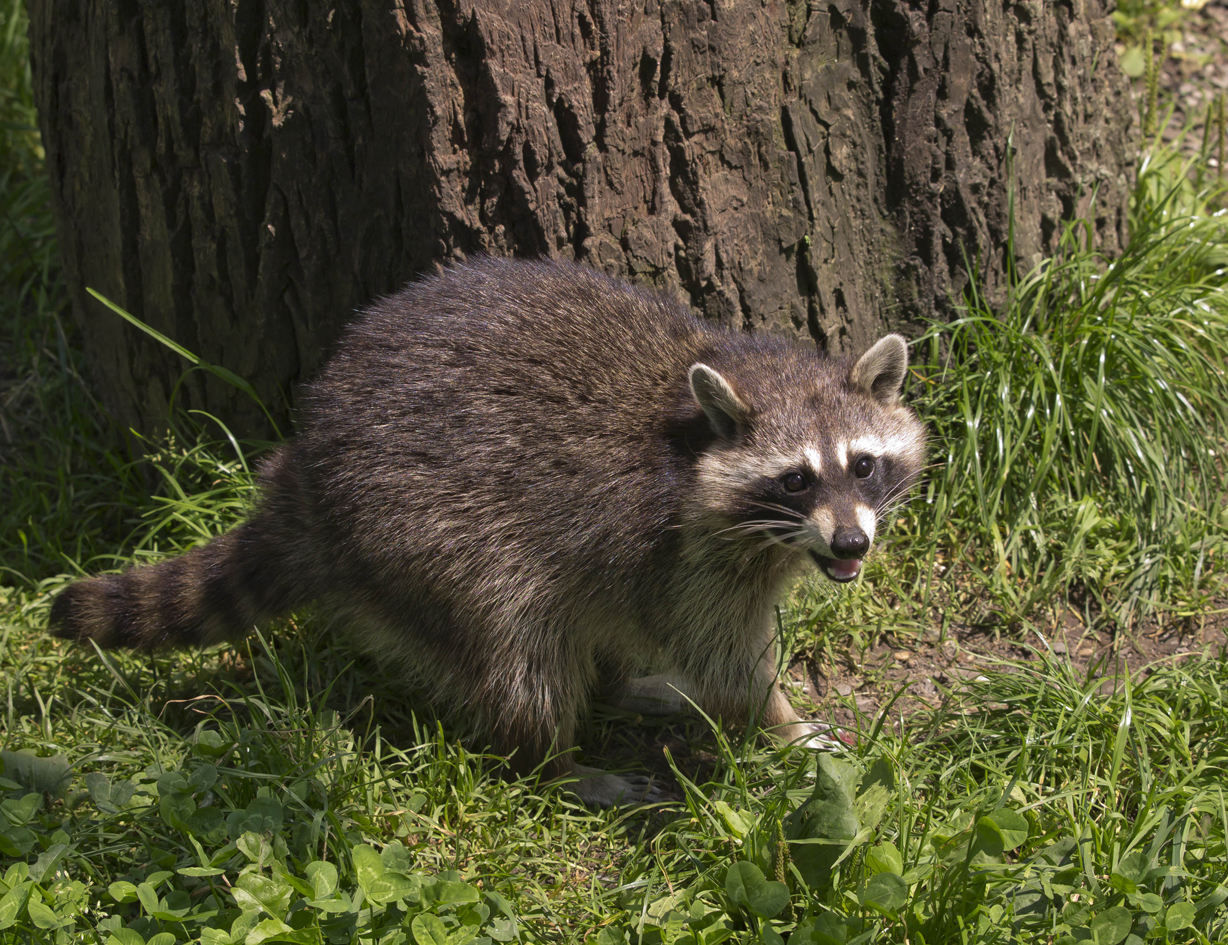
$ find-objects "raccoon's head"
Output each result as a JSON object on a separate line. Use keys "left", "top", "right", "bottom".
{"left": 688, "top": 335, "right": 927, "bottom": 583}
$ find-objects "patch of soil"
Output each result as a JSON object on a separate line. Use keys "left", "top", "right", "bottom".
{"left": 1124, "top": 0, "right": 1228, "bottom": 158}
{"left": 792, "top": 606, "right": 1227, "bottom": 737}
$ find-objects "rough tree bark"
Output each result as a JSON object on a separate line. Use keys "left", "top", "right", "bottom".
{"left": 29, "top": 0, "right": 1134, "bottom": 439}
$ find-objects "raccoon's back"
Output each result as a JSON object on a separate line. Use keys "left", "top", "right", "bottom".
{"left": 299, "top": 259, "right": 713, "bottom": 593}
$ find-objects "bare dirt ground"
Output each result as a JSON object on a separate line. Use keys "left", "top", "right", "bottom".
{"left": 1151, "top": 0, "right": 1228, "bottom": 149}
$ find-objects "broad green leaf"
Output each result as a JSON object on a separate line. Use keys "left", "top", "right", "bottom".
{"left": 178, "top": 866, "right": 225, "bottom": 877}
{"left": 86, "top": 774, "right": 135, "bottom": 814}
{"left": 723, "top": 861, "right": 788, "bottom": 919}
{"left": 724, "top": 860, "right": 761, "bottom": 908}
{"left": 854, "top": 757, "right": 895, "bottom": 834}
{"left": 108, "top": 881, "right": 138, "bottom": 904}
{"left": 352, "top": 844, "right": 385, "bottom": 894}
{"left": 1114, "top": 851, "right": 1147, "bottom": 884}
{"left": 0, "top": 884, "right": 31, "bottom": 930}
{"left": 236, "top": 871, "right": 295, "bottom": 919}
{"left": 1165, "top": 902, "right": 1195, "bottom": 930}
{"left": 1109, "top": 872, "right": 1137, "bottom": 895}
{"left": 233, "top": 797, "right": 284, "bottom": 835}
{"left": 246, "top": 795, "right": 282, "bottom": 834}
{"left": 26, "top": 897, "right": 61, "bottom": 929}
{"left": 189, "top": 764, "right": 219, "bottom": 793}
{"left": 412, "top": 913, "right": 451, "bottom": 945}
{"left": 863, "top": 872, "right": 908, "bottom": 918}
{"left": 1119, "top": 45, "right": 1145, "bottom": 78}
{"left": 366, "top": 871, "right": 421, "bottom": 905}
{"left": 245, "top": 916, "right": 294, "bottom": 945}
{"left": 154, "top": 888, "right": 192, "bottom": 919}
{"left": 136, "top": 882, "right": 161, "bottom": 915}
{"left": 786, "top": 755, "right": 861, "bottom": 889}
{"left": 977, "top": 808, "right": 1029, "bottom": 856}
{"left": 187, "top": 807, "right": 226, "bottom": 839}
{"left": 488, "top": 916, "right": 518, "bottom": 942}
{"left": 304, "top": 893, "right": 352, "bottom": 914}
{"left": 985, "top": 808, "right": 1029, "bottom": 849}
{"left": 866, "top": 842, "right": 903, "bottom": 876}
{"left": 231, "top": 909, "right": 262, "bottom": 943}
{"left": 156, "top": 772, "right": 190, "bottom": 795}
{"left": 456, "top": 899, "right": 490, "bottom": 929}
{"left": 160, "top": 792, "right": 196, "bottom": 831}
{"left": 0, "top": 793, "right": 41, "bottom": 827}
{"left": 434, "top": 880, "right": 481, "bottom": 906}
{"left": 1090, "top": 906, "right": 1132, "bottom": 945}
{"left": 1129, "top": 891, "right": 1162, "bottom": 913}
{"left": 195, "top": 730, "right": 229, "bottom": 757}
{"left": 0, "top": 753, "right": 70, "bottom": 798}
{"left": 382, "top": 841, "right": 416, "bottom": 874}
{"left": 790, "top": 756, "right": 860, "bottom": 840}
{"left": 84, "top": 773, "right": 111, "bottom": 805}
{"left": 713, "top": 800, "right": 751, "bottom": 838}
{"left": 796, "top": 913, "right": 848, "bottom": 945}
{"left": 237, "top": 831, "right": 271, "bottom": 866}
{"left": 0, "top": 825, "right": 36, "bottom": 857}
{"left": 30, "top": 843, "right": 70, "bottom": 883}
{"left": 306, "top": 861, "right": 339, "bottom": 899}
{"left": 147, "top": 935, "right": 177, "bottom": 945}
{"left": 107, "top": 932, "right": 146, "bottom": 945}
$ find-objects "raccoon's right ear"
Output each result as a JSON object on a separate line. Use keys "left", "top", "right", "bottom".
{"left": 850, "top": 334, "right": 910, "bottom": 404}
{"left": 689, "top": 363, "right": 750, "bottom": 439}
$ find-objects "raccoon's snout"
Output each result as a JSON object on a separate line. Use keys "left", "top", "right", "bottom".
{"left": 830, "top": 527, "right": 869, "bottom": 560}
{"left": 808, "top": 527, "right": 870, "bottom": 583}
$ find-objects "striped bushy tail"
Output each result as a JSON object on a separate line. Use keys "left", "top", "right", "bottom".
{"left": 49, "top": 448, "right": 317, "bottom": 650}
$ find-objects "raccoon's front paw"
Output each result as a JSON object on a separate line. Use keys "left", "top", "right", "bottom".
{"left": 796, "top": 721, "right": 856, "bottom": 751}
{"left": 565, "top": 765, "right": 670, "bottom": 807}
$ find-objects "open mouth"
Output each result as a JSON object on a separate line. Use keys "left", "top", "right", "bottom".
{"left": 808, "top": 550, "right": 863, "bottom": 583}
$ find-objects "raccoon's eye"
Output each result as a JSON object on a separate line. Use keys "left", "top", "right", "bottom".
{"left": 781, "top": 472, "right": 808, "bottom": 493}
{"left": 853, "top": 456, "right": 876, "bottom": 479}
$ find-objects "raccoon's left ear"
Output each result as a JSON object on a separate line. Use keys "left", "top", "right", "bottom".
{"left": 689, "top": 363, "right": 751, "bottom": 439}
{"left": 850, "top": 334, "right": 910, "bottom": 404}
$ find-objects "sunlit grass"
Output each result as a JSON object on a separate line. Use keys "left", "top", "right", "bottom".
{"left": 901, "top": 150, "right": 1228, "bottom": 631}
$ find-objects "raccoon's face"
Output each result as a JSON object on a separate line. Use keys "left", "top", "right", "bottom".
{"left": 689, "top": 335, "right": 927, "bottom": 583}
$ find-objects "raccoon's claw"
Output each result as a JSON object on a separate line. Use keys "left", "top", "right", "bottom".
{"left": 798, "top": 721, "right": 856, "bottom": 751}
{"left": 567, "top": 765, "right": 671, "bottom": 807}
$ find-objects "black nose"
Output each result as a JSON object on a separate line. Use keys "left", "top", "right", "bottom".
{"left": 830, "top": 527, "right": 869, "bottom": 559}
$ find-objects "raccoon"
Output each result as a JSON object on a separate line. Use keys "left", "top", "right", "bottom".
{"left": 50, "top": 258, "right": 927, "bottom": 806}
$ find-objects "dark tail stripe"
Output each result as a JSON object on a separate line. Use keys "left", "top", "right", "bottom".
{"left": 49, "top": 511, "right": 313, "bottom": 650}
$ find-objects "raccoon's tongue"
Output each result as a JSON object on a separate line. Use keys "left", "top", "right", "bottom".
{"left": 807, "top": 550, "right": 863, "bottom": 582}
{"left": 825, "top": 559, "right": 862, "bottom": 581}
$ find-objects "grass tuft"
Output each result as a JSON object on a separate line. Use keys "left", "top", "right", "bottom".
{"left": 909, "top": 151, "right": 1228, "bottom": 628}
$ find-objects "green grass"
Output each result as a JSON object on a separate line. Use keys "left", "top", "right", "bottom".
{"left": 904, "top": 149, "right": 1228, "bottom": 630}
{"left": 3, "top": 2, "right": 1228, "bottom": 943}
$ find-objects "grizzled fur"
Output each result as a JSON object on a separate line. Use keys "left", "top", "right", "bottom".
{"left": 51, "top": 258, "right": 927, "bottom": 805}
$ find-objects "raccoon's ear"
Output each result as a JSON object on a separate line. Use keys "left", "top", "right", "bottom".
{"left": 689, "top": 363, "right": 750, "bottom": 439}
{"left": 850, "top": 334, "right": 910, "bottom": 404}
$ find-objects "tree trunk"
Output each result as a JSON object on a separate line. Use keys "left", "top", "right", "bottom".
{"left": 29, "top": 0, "right": 1134, "bottom": 440}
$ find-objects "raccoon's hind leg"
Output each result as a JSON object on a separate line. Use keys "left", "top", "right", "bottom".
{"left": 50, "top": 448, "right": 319, "bottom": 650}
{"left": 474, "top": 634, "right": 666, "bottom": 807}
{"left": 609, "top": 674, "right": 691, "bottom": 715}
